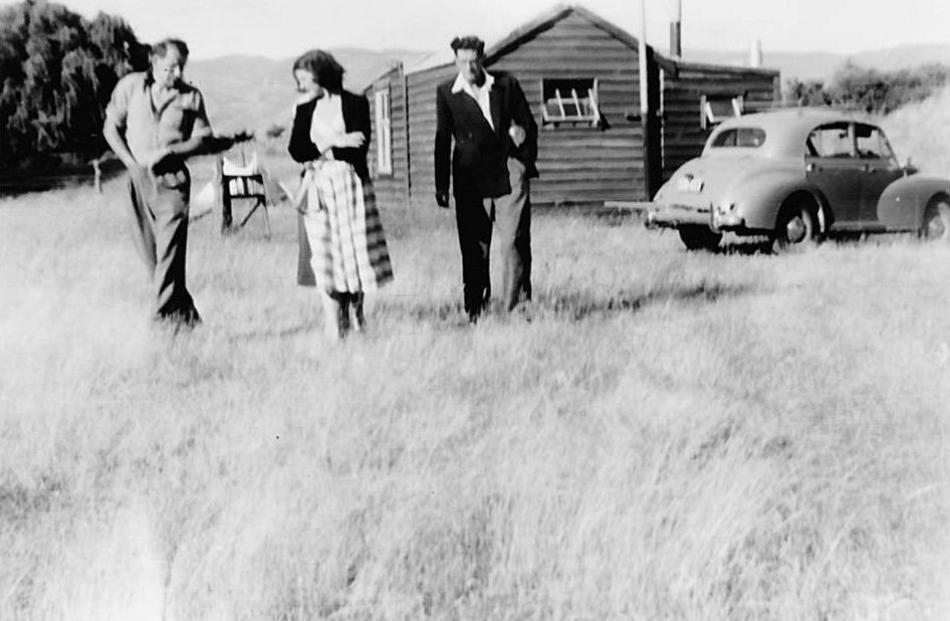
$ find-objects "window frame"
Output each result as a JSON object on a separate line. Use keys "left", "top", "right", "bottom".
{"left": 854, "top": 122, "right": 897, "bottom": 163}
{"left": 710, "top": 126, "right": 766, "bottom": 149}
{"left": 806, "top": 122, "right": 856, "bottom": 159}
{"left": 700, "top": 94, "right": 744, "bottom": 130}
{"left": 373, "top": 87, "right": 393, "bottom": 176}
{"left": 540, "top": 77, "right": 600, "bottom": 128}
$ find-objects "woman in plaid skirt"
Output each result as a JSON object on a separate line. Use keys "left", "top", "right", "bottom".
{"left": 288, "top": 49, "right": 394, "bottom": 340}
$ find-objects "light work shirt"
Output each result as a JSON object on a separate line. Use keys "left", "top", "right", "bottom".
{"left": 105, "top": 71, "right": 212, "bottom": 163}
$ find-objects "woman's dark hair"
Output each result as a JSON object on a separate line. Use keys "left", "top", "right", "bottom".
{"left": 151, "top": 38, "right": 190, "bottom": 62}
{"left": 292, "top": 49, "right": 345, "bottom": 94}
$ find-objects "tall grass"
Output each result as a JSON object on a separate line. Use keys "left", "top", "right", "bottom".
{"left": 2, "top": 177, "right": 948, "bottom": 620}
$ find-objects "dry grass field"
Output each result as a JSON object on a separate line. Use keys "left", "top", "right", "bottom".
{"left": 2, "top": 174, "right": 949, "bottom": 620}
{"left": 2, "top": 94, "right": 950, "bottom": 620}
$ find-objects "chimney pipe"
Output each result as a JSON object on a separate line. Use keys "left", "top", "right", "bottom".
{"left": 749, "top": 38, "right": 762, "bottom": 68}
{"left": 670, "top": 0, "right": 682, "bottom": 57}
{"left": 669, "top": 22, "right": 681, "bottom": 57}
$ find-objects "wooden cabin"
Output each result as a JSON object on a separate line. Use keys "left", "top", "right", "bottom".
{"left": 365, "top": 4, "right": 780, "bottom": 209}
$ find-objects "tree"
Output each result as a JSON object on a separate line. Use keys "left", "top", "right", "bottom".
{"left": 0, "top": 1, "right": 146, "bottom": 173}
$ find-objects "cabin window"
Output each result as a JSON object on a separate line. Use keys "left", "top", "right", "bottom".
{"left": 374, "top": 88, "right": 393, "bottom": 175}
{"left": 541, "top": 78, "right": 599, "bottom": 127}
{"left": 700, "top": 94, "right": 743, "bottom": 129}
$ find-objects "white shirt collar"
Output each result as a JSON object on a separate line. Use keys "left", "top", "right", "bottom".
{"left": 451, "top": 71, "right": 494, "bottom": 95}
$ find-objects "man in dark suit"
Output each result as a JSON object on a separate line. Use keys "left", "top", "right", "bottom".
{"left": 435, "top": 35, "right": 538, "bottom": 322}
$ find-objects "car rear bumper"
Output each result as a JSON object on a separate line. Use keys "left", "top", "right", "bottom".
{"left": 647, "top": 203, "right": 751, "bottom": 233}
{"left": 646, "top": 203, "right": 712, "bottom": 228}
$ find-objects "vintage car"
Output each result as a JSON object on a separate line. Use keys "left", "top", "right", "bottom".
{"left": 647, "top": 108, "right": 950, "bottom": 251}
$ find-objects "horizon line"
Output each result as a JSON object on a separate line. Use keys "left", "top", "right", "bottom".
{"left": 184, "top": 41, "right": 950, "bottom": 63}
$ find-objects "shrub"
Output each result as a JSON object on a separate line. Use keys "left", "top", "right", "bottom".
{"left": 264, "top": 124, "right": 286, "bottom": 139}
{"left": 784, "top": 62, "right": 950, "bottom": 113}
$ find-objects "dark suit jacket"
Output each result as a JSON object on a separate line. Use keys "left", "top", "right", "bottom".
{"left": 288, "top": 90, "right": 371, "bottom": 181}
{"left": 434, "top": 71, "right": 538, "bottom": 200}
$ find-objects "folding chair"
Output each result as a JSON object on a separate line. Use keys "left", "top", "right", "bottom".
{"left": 218, "top": 152, "right": 270, "bottom": 237}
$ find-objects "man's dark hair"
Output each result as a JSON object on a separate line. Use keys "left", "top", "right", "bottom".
{"left": 151, "top": 38, "right": 189, "bottom": 62}
{"left": 292, "top": 49, "right": 345, "bottom": 94}
{"left": 450, "top": 36, "right": 485, "bottom": 57}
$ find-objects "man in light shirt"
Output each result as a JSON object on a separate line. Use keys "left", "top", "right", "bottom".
{"left": 103, "top": 38, "right": 243, "bottom": 328}
{"left": 434, "top": 35, "right": 538, "bottom": 322}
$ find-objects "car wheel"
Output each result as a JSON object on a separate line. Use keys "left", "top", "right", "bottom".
{"left": 772, "top": 203, "right": 817, "bottom": 252}
{"left": 920, "top": 200, "right": 950, "bottom": 242}
{"left": 678, "top": 225, "right": 722, "bottom": 251}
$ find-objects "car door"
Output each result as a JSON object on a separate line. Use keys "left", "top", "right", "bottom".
{"left": 855, "top": 123, "right": 903, "bottom": 224}
{"left": 804, "top": 122, "right": 863, "bottom": 226}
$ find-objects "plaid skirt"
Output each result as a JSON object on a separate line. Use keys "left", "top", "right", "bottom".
{"left": 297, "top": 160, "right": 394, "bottom": 293}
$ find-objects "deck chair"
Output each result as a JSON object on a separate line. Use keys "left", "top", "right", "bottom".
{"left": 218, "top": 152, "right": 270, "bottom": 237}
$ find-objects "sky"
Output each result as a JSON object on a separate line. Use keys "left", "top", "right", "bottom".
{"left": 12, "top": 0, "right": 950, "bottom": 60}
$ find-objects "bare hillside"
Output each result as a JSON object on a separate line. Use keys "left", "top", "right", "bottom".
{"left": 685, "top": 42, "right": 950, "bottom": 83}
{"left": 186, "top": 49, "right": 428, "bottom": 133}
{"left": 183, "top": 43, "right": 950, "bottom": 135}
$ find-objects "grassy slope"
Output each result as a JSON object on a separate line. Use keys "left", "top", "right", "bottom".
{"left": 1, "top": 176, "right": 949, "bottom": 619}
{"left": 884, "top": 85, "right": 950, "bottom": 173}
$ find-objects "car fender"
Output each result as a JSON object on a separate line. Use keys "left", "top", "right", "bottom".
{"left": 877, "top": 174, "right": 950, "bottom": 230}
{"left": 730, "top": 170, "right": 824, "bottom": 231}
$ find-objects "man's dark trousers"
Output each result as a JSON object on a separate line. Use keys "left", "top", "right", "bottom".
{"left": 455, "top": 157, "right": 531, "bottom": 317}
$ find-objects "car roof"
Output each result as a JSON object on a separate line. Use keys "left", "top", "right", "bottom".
{"left": 706, "top": 107, "right": 881, "bottom": 158}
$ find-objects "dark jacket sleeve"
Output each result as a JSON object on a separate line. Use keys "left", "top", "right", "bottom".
{"left": 434, "top": 84, "right": 453, "bottom": 195}
{"left": 507, "top": 76, "right": 538, "bottom": 177}
{"left": 287, "top": 93, "right": 371, "bottom": 181}
{"left": 334, "top": 91, "right": 371, "bottom": 178}
{"left": 288, "top": 100, "right": 320, "bottom": 163}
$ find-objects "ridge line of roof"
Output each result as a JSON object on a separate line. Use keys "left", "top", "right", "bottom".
{"left": 376, "top": 3, "right": 777, "bottom": 81}
{"left": 403, "top": 3, "right": 653, "bottom": 75}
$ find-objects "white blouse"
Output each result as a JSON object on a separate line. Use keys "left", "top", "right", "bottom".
{"left": 309, "top": 93, "right": 345, "bottom": 156}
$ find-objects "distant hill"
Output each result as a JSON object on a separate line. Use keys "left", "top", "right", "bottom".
{"left": 683, "top": 43, "right": 950, "bottom": 84}
{"left": 186, "top": 48, "right": 429, "bottom": 133}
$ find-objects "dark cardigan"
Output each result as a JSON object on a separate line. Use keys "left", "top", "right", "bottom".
{"left": 288, "top": 90, "right": 371, "bottom": 181}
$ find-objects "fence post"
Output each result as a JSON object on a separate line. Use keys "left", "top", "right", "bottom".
{"left": 91, "top": 158, "right": 102, "bottom": 193}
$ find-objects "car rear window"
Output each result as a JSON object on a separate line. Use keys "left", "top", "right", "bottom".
{"left": 711, "top": 127, "right": 766, "bottom": 148}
